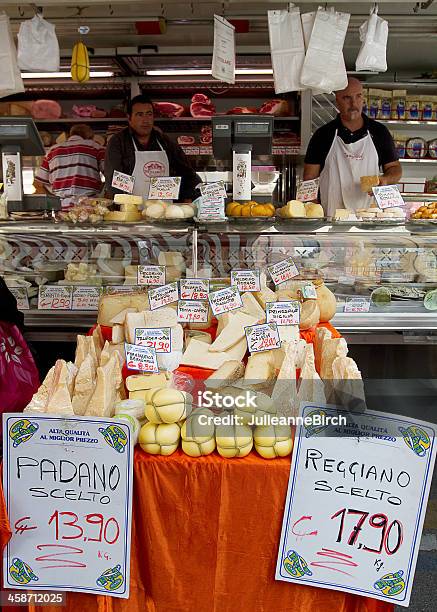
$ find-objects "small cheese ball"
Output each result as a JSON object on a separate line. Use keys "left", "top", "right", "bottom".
{"left": 139, "top": 422, "right": 180, "bottom": 455}
{"left": 254, "top": 425, "right": 293, "bottom": 459}
{"left": 216, "top": 424, "right": 253, "bottom": 458}
{"left": 145, "top": 387, "right": 192, "bottom": 424}
{"left": 181, "top": 408, "right": 216, "bottom": 457}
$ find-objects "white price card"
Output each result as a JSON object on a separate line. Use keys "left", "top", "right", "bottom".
{"left": 179, "top": 278, "right": 209, "bottom": 301}
{"left": 72, "top": 286, "right": 101, "bottom": 311}
{"left": 125, "top": 342, "right": 158, "bottom": 373}
{"left": 276, "top": 404, "right": 437, "bottom": 608}
{"left": 296, "top": 178, "right": 320, "bottom": 202}
{"left": 245, "top": 322, "right": 281, "bottom": 354}
{"left": 230, "top": 270, "right": 261, "bottom": 293}
{"left": 112, "top": 170, "right": 135, "bottom": 194}
{"left": 38, "top": 286, "right": 73, "bottom": 310}
{"left": 148, "top": 282, "right": 179, "bottom": 311}
{"left": 137, "top": 265, "right": 166, "bottom": 286}
{"left": 105, "top": 285, "right": 144, "bottom": 294}
{"left": 9, "top": 287, "right": 29, "bottom": 310}
{"left": 134, "top": 327, "right": 171, "bottom": 353}
{"left": 211, "top": 15, "right": 235, "bottom": 84}
{"left": 302, "top": 284, "right": 317, "bottom": 299}
{"left": 2, "top": 413, "right": 134, "bottom": 598}
{"left": 344, "top": 297, "right": 371, "bottom": 313}
{"left": 197, "top": 196, "right": 226, "bottom": 220}
{"left": 372, "top": 185, "right": 405, "bottom": 210}
{"left": 266, "top": 301, "right": 300, "bottom": 326}
{"left": 177, "top": 300, "right": 209, "bottom": 324}
{"left": 200, "top": 181, "right": 227, "bottom": 199}
{"left": 148, "top": 177, "right": 181, "bottom": 200}
{"left": 208, "top": 285, "right": 242, "bottom": 316}
{"left": 267, "top": 257, "right": 299, "bottom": 286}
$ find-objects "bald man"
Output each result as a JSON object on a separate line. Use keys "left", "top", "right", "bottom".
{"left": 303, "top": 77, "right": 402, "bottom": 215}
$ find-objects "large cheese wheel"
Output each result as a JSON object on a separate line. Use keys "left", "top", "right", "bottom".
{"left": 145, "top": 387, "right": 192, "bottom": 424}
{"left": 314, "top": 281, "right": 337, "bottom": 322}
{"left": 139, "top": 422, "right": 180, "bottom": 455}
{"left": 254, "top": 425, "right": 293, "bottom": 459}
{"left": 216, "top": 424, "right": 253, "bottom": 458}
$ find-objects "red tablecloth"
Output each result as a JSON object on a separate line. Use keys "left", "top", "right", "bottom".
{"left": 1, "top": 449, "right": 392, "bottom": 612}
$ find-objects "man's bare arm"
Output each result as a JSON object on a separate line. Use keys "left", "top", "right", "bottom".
{"left": 303, "top": 163, "right": 321, "bottom": 181}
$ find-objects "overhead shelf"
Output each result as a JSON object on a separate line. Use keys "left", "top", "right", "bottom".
{"left": 399, "top": 158, "right": 437, "bottom": 163}
{"left": 34, "top": 116, "right": 300, "bottom": 124}
{"left": 381, "top": 120, "right": 437, "bottom": 127}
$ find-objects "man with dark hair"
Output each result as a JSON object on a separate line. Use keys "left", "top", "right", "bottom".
{"left": 34, "top": 123, "right": 105, "bottom": 209}
{"left": 104, "top": 95, "right": 200, "bottom": 201}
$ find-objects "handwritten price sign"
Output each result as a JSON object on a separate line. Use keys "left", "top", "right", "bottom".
{"left": 208, "top": 285, "right": 242, "bottom": 317}
{"left": 137, "top": 265, "right": 165, "bottom": 287}
{"left": 177, "top": 300, "right": 209, "bottom": 323}
{"left": 125, "top": 342, "right": 158, "bottom": 373}
{"left": 111, "top": 170, "right": 135, "bottom": 194}
{"left": 302, "top": 284, "right": 317, "bottom": 300}
{"left": 230, "top": 270, "right": 261, "bottom": 293}
{"left": 296, "top": 178, "right": 320, "bottom": 202}
{"left": 200, "top": 181, "right": 227, "bottom": 199}
{"left": 148, "top": 177, "right": 181, "bottom": 201}
{"left": 134, "top": 327, "right": 171, "bottom": 353}
{"left": 72, "top": 287, "right": 101, "bottom": 311}
{"left": 2, "top": 414, "right": 134, "bottom": 598}
{"left": 276, "top": 405, "right": 437, "bottom": 607}
{"left": 372, "top": 185, "right": 405, "bottom": 210}
{"left": 245, "top": 322, "right": 281, "bottom": 353}
{"left": 148, "top": 282, "right": 179, "bottom": 311}
{"left": 38, "top": 286, "right": 73, "bottom": 310}
{"left": 344, "top": 297, "right": 371, "bottom": 313}
{"left": 266, "top": 301, "right": 300, "bottom": 326}
{"left": 179, "top": 279, "right": 209, "bottom": 301}
{"left": 9, "top": 287, "right": 29, "bottom": 310}
{"left": 267, "top": 257, "right": 299, "bottom": 286}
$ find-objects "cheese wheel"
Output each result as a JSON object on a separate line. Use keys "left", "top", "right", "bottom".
{"left": 216, "top": 424, "right": 253, "bottom": 458}
{"left": 139, "top": 422, "right": 180, "bottom": 455}
{"left": 254, "top": 425, "right": 293, "bottom": 459}
{"left": 145, "top": 387, "right": 192, "bottom": 424}
{"left": 304, "top": 202, "right": 324, "bottom": 218}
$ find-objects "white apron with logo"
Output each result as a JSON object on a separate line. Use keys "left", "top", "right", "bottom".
{"left": 319, "top": 130, "right": 379, "bottom": 216}
{"left": 131, "top": 137, "right": 169, "bottom": 198}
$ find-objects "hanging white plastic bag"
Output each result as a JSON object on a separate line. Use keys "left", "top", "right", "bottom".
{"left": 17, "top": 13, "right": 60, "bottom": 72}
{"left": 355, "top": 6, "right": 388, "bottom": 72}
{"left": 211, "top": 15, "right": 235, "bottom": 85}
{"left": 268, "top": 5, "right": 305, "bottom": 94}
{"left": 0, "top": 13, "right": 24, "bottom": 99}
{"left": 300, "top": 7, "right": 350, "bottom": 94}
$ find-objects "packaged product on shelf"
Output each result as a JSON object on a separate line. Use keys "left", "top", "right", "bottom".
{"left": 368, "top": 89, "right": 381, "bottom": 119}
{"left": 406, "top": 96, "right": 421, "bottom": 120}
{"left": 362, "top": 88, "right": 369, "bottom": 116}
{"left": 379, "top": 90, "right": 392, "bottom": 120}
{"left": 392, "top": 132, "right": 407, "bottom": 158}
{"left": 391, "top": 90, "right": 407, "bottom": 120}
{"left": 406, "top": 137, "right": 428, "bottom": 159}
{"left": 429, "top": 139, "right": 437, "bottom": 159}
{"left": 419, "top": 95, "right": 434, "bottom": 121}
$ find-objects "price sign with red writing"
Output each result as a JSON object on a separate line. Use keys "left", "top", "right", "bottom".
{"left": 179, "top": 278, "right": 209, "bottom": 301}
{"left": 344, "top": 297, "right": 371, "bottom": 313}
{"left": 245, "top": 322, "right": 281, "bottom": 354}
{"left": 134, "top": 327, "right": 171, "bottom": 353}
{"left": 72, "top": 287, "right": 101, "bottom": 311}
{"left": 111, "top": 170, "right": 135, "bottom": 194}
{"left": 2, "top": 414, "right": 133, "bottom": 598}
{"left": 148, "top": 177, "right": 181, "bottom": 201}
{"left": 230, "top": 269, "right": 261, "bottom": 293}
{"left": 276, "top": 404, "right": 437, "bottom": 607}
{"left": 296, "top": 178, "right": 320, "bottom": 202}
{"left": 177, "top": 300, "right": 209, "bottom": 324}
{"left": 372, "top": 185, "right": 405, "bottom": 210}
{"left": 137, "top": 265, "right": 165, "bottom": 287}
{"left": 208, "top": 285, "right": 242, "bottom": 317}
{"left": 125, "top": 342, "right": 158, "bottom": 373}
{"left": 38, "top": 286, "right": 73, "bottom": 310}
{"left": 266, "top": 301, "right": 300, "bottom": 326}
{"left": 267, "top": 257, "right": 299, "bottom": 286}
{"left": 148, "top": 282, "right": 179, "bottom": 311}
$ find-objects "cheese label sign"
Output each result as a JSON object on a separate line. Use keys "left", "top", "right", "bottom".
{"left": 245, "top": 322, "right": 281, "bottom": 354}
{"left": 38, "top": 286, "right": 73, "bottom": 310}
{"left": 9, "top": 287, "right": 29, "bottom": 310}
{"left": 266, "top": 301, "right": 300, "bottom": 326}
{"left": 296, "top": 178, "right": 320, "bottom": 202}
{"left": 125, "top": 342, "right": 158, "bottom": 373}
{"left": 72, "top": 286, "right": 101, "bottom": 311}
{"left": 344, "top": 297, "right": 371, "bottom": 313}
{"left": 267, "top": 258, "right": 299, "bottom": 286}
{"left": 302, "top": 284, "right": 317, "bottom": 300}
{"left": 208, "top": 285, "right": 242, "bottom": 316}
{"left": 148, "top": 177, "right": 181, "bottom": 201}
{"left": 372, "top": 185, "right": 405, "bottom": 210}
{"left": 112, "top": 170, "right": 135, "bottom": 194}
{"left": 177, "top": 300, "right": 209, "bottom": 324}
{"left": 137, "top": 265, "right": 165, "bottom": 287}
{"left": 200, "top": 181, "right": 227, "bottom": 199}
{"left": 197, "top": 196, "right": 226, "bottom": 220}
{"left": 148, "top": 282, "right": 179, "bottom": 311}
{"left": 230, "top": 269, "right": 261, "bottom": 293}
{"left": 179, "top": 278, "right": 209, "bottom": 301}
{"left": 134, "top": 327, "right": 171, "bottom": 353}
{"left": 276, "top": 404, "right": 437, "bottom": 607}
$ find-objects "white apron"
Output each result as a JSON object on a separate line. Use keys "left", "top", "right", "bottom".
{"left": 131, "top": 137, "right": 169, "bottom": 198}
{"left": 319, "top": 130, "right": 379, "bottom": 216}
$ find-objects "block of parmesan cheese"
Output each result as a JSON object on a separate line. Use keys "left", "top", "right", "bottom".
{"left": 144, "top": 308, "right": 178, "bottom": 328}
{"left": 110, "top": 307, "right": 137, "bottom": 325}
{"left": 74, "top": 335, "right": 87, "bottom": 369}
{"left": 278, "top": 325, "right": 300, "bottom": 344}
{"left": 112, "top": 324, "right": 125, "bottom": 344}
{"left": 98, "top": 292, "right": 149, "bottom": 326}
{"left": 320, "top": 337, "right": 348, "bottom": 380}
{"left": 24, "top": 365, "right": 55, "bottom": 413}
{"left": 314, "top": 327, "right": 332, "bottom": 375}
{"left": 244, "top": 351, "right": 275, "bottom": 386}
{"left": 45, "top": 360, "right": 74, "bottom": 416}
{"left": 181, "top": 338, "right": 240, "bottom": 370}
{"left": 104, "top": 210, "right": 142, "bottom": 222}
{"left": 209, "top": 311, "right": 258, "bottom": 353}
{"left": 92, "top": 325, "right": 104, "bottom": 360}
{"left": 72, "top": 354, "right": 96, "bottom": 416}
{"left": 126, "top": 372, "right": 170, "bottom": 392}
{"left": 85, "top": 354, "right": 119, "bottom": 418}
{"left": 296, "top": 344, "right": 325, "bottom": 409}
{"left": 204, "top": 360, "right": 245, "bottom": 390}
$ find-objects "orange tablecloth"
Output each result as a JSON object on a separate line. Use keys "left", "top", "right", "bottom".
{"left": 1, "top": 449, "right": 393, "bottom": 612}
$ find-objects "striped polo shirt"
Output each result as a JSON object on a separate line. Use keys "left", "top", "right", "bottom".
{"left": 35, "top": 136, "right": 105, "bottom": 207}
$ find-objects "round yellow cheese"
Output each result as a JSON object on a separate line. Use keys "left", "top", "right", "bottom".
{"left": 216, "top": 424, "right": 253, "bottom": 458}
{"left": 234, "top": 391, "right": 276, "bottom": 425}
{"left": 139, "top": 422, "right": 180, "bottom": 455}
{"left": 254, "top": 425, "right": 293, "bottom": 459}
{"left": 182, "top": 437, "right": 216, "bottom": 457}
{"left": 145, "top": 387, "right": 192, "bottom": 424}
{"left": 304, "top": 202, "right": 324, "bottom": 218}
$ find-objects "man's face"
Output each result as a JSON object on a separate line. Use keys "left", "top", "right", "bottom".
{"left": 335, "top": 84, "right": 364, "bottom": 122}
{"left": 129, "top": 103, "right": 154, "bottom": 137}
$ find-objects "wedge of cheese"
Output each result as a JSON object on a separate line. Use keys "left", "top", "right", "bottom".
{"left": 24, "top": 365, "right": 56, "bottom": 413}
{"left": 98, "top": 292, "right": 149, "bottom": 327}
{"left": 74, "top": 335, "right": 88, "bottom": 369}
{"left": 45, "top": 360, "right": 74, "bottom": 416}
{"left": 104, "top": 210, "right": 142, "bottom": 222}
{"left": 126, "top": 372, "right": 171, "bottom": 392}
{"left": 314, "top": 327, "right": 332, "bottom": 375}
{"left": 320, "top": 338, "right": 348, "bottom": 380}
{"left": 330, "top": 356, "right": 366, "bottom": 412}
{"left": 209, "top": 311, "right": 258, "bottom": 353}
{"left": 144, "top": 308, "right": 178, "bottom": 328}
{"left": 112, "top": 324, "right": 125, "bottom": 344}
{"left": 278, "top": 325, "right": 300, "bottom": 345}
{"left": 181, "top": 338, "right": 244, "bottom": 370}
{"left": 72, "top": 354, "right": 96, "bottom": 416}
{"left": 240, "top": 292, "right": 266, "bottom": 322}
{"left": 296, "top": 344, "right": 326, "bottom": 409}
{"left": 204, "top": 361, "right": 245, "bottom": 390}
{"left": 85, "top": 354, "right": 119, "bottom": 418}
{"left": 244, "top": 351, "right": 275, "bottom": 386}
{"left": 216, "top": 312, "right": 230, "bottom": 336}
{"left": 100, "top": 341, "right": 111, "bottom": 366}
{"left": 272, "top": 342, "right": 297, "bottom": 414}
{"left": 253, "top": 286, "right": 276, "bottom": 309}
{"left": 110, "top": 307, "right": 137, "bottom": 325}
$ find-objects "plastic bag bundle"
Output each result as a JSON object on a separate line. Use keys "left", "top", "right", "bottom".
{"left": 17, "top": 14, "right": 60, "bottom": 72}
{"left": 355, "top": 7, "right": 388, "bottom": 73}
{"left": 300, "top": 7, "right": 350, "bottom": 94}
{"left": 268, "top": 5, "right": 305, "bottom": 94}
{"left": 0, "top": 13, "right": 25, "bottom": 98}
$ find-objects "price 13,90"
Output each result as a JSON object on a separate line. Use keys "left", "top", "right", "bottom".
{"left": 48, "top": 510, "right": 120, "bottom": 545}
{"left": 331, "top": 507, "right": 403, "bottom": 555}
